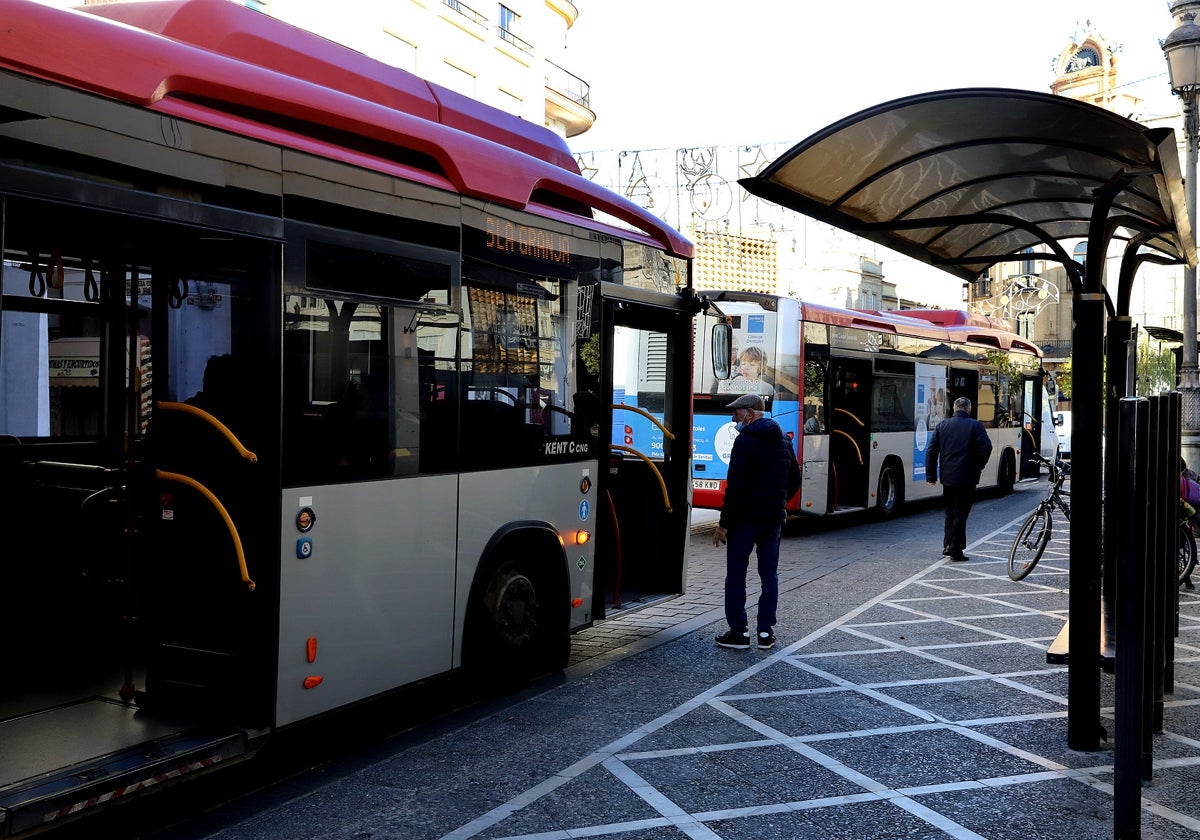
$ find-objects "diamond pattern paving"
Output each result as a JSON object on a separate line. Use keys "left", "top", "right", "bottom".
{"left": 436, "top": 505, "right": 1200, "bottom": 840}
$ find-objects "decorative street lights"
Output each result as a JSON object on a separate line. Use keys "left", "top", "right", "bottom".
{"left": 1164, "top": 3, "right": 1200, "bottom": 451}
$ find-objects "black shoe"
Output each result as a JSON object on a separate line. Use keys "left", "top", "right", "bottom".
{"left": 756, "top": 631, "right": 776, "bottom": 649}
{"left": 950, "top": 554, "right": 969, "bottom": 562}
{"left": 715, "top": 629, "right": 750, "bottom": 649}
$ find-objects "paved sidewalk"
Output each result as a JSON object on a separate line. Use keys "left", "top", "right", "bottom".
{"left": 184, "top": 486, "right": 1200, "bottom": 840}
{"left": 451, "top": 502, "right": 1200, "bottom": 839}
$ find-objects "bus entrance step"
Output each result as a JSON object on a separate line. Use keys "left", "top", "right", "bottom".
{"left": 0, "top": 699, "right": 249, "bottom": 837}
{"left": 1045, "top": 600, "right": 1115, "bottom": 672}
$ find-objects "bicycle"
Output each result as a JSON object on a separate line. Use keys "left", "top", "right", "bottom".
{"left": 1179, "top": 501, "right": 1197, "bottom": 587}
{"left": 1008, "top": 452, "right": 1071, "bottom": 581}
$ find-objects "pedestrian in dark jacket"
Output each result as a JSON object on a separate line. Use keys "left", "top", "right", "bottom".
{"left": 925, "top": 396, "right": 992, "bottom": 562}
{"left": 712, "top": 393, "right": 799, "bottom": 650}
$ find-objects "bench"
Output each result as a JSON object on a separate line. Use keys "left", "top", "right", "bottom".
{"left": 1045, "top": 600, "right": 1115, "bottom": 673}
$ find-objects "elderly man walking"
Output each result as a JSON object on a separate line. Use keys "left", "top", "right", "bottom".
{"left": 712, "top": 393, "right": 799, "bottom": 650}
{"left": 925, "top": 396, "right": 992, "bottom": 562}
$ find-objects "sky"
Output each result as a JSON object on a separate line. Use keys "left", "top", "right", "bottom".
{"left": 566, "top": 0, "right": 1183, "bottom": 153}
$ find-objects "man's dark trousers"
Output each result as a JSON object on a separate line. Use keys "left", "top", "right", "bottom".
{"left": 724, "top": 522, "right": 781, "bottom": 632}
{"left": 942, "top": 484, "right": 976, "bottom": 558}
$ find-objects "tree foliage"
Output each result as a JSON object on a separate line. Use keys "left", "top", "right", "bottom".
{"left": 1137, "top": 338, "right": 1178, "bottom": 396}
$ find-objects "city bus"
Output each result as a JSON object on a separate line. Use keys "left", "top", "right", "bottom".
{"left": 690, "top": 291, "right": 1056, "bottom": 518}
{"left": 0, "top": 0, "right": 702, "bottom": 832}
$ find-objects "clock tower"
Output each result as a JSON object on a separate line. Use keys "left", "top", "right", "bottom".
{"left": 1050, "top": 20, "right": 1143, "bottom": 117}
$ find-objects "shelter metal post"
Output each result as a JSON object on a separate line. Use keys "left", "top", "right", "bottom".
{"left": 1114, "top": 396, "right": 1148, "bottom": 839}
{"left": 1068, "top": 292, "right": 1105, "bottom": 751}
{"left": 1167, "top": 390, "right": 1183, "bottom": 694}
{"left": 1105, "top": 317, "right": 1136, "bottom": 606}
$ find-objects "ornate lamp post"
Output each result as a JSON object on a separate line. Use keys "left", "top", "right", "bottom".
{"left": 1164, "top": 3, "right": 1200, "bottom": 450}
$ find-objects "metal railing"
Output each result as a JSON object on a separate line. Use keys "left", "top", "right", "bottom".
{"left": 1040, "top": 339, "right": 1073, "bottom": 359}
{"left": 443, "top": 0, "right": 487, "bottom": 28}
{"left": 498, "top": 26, "right": 533, "bottom": 52}
{"left": 546, "top": 60, "right": 589, "bottom": 108}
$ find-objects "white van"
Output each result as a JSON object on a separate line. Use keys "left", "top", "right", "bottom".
{"left": 1055, "top": 410, "right": 1072, "bottom": 459}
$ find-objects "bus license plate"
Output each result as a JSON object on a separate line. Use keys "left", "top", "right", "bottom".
{"left": 693, "top": 479, "right": 720, "bottom": 491}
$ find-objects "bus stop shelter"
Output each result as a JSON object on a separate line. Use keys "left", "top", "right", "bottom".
{"left": 739, "top": 87, "right": 1196, "bottom": 753}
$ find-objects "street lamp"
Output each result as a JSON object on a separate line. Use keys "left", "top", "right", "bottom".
{"left": 1164, "top": 3, "right": 1200, "bottom": 444}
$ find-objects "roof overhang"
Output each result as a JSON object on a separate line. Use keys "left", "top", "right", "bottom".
{"left": 740, "top": 88, "right": 1196, "bottom": 284}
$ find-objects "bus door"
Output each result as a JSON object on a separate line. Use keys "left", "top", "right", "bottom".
{"left": 597, "top": 294, "right": 693, "bottom": 618}
{"left": 800, "top": 358, "right": 830, "bottom": 515}
{"left": 0, "top": 191, "right": 280, "bottom": 827}
{"left": 1020, "top": 374, "right": 1048, "bottom": 478}
{"left": 828, "top": 356, "right": 873, "bottom": 511}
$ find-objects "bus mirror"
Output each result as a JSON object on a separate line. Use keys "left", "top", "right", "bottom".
{"left": 1054, "top": 413, "right": 1064, "bottom": 426}
{"left": 711, "top": 322, "right": 732, "bottom": 380}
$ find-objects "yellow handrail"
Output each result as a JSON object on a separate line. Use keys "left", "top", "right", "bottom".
{"left": 834, "top": 407, "right": 864, "bottom": 427}
{"left": 833, "top": 429, "right": 864, "bottom": 464}
{"left": 610, "top": 444, "right": 672, "bottom": 512}
{"left": 611, "top": 404, "right": 676, "bottom": 440}
{"left": 156, "top": 469, "right": 256, "bottom": 591}
{"left": 156, "top": 401, "right": 258, "bottom": 463}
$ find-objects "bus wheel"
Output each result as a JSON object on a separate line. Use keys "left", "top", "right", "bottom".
{"left": 468, "top": 560, "right": 567, "bottom": 684}
{"left": 998, "top": 450, "right": 1016, "bottom": 494}
{"left": 876, "top": 463, "right": 903, "bottom": 518}
{"left": 483, "top": 568, "right": 540, "bottom": 653}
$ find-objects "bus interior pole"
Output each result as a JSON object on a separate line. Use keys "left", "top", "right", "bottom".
{"left": 1068, "top": 292, "right": 1105, "bottom": 750}
{"left": 1114, "top": 396, "right": 1148, "bottom": 839}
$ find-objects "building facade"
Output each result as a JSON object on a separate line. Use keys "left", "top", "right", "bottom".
{"left": 574, "top": 143, "right": 958, "bottom": 309}
{"left": 76, "top": 0, "right": 594, "bottom": 137}
{"left": 965, "top": 19, "right": 1187, "bottom": 404}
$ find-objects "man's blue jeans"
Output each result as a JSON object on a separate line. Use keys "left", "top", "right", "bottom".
{"left": 724, "top": 521, "right": 781, "bottom": 633}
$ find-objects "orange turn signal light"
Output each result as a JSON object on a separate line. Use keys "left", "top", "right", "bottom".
{"left": 572, "top": 597, "right": 584, "bottom": 608}
{"left": 575, "top": 530, "right": 591, "bottom": 545}
{"left": 303, "top": 676, "right": 323, "bottom": 689}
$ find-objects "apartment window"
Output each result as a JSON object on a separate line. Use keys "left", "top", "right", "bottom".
{"left": 499, "top": 5, "right": 518, "bottom": 36}
{"left": 497, "top": 5, "right": 531, "bottom": 51}
{"left": 1073, "top": 241, "right": 1087, "bottom": 273}
{"left": 1021, "top": 247, "right": 1037, "bottom": 277}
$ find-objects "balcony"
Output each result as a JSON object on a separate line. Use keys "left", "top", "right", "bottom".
{"left": 1040, "top": 339, "right": 1073, "bottom": 361}
{"left": 497, "top": 25, "right": 532, "bottom": 53}
{"left": 443, "top": 0, "right": 487, "bottom": 29}
{"left": 545, "top": 60, "right": 594, "bottom": 136}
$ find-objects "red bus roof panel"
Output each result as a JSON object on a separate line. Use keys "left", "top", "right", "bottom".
{"left": 0, "top": 0, "right": 693, "bottom": 258}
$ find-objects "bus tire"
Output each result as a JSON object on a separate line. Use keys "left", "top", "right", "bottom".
{"left": 464, "top": 543, "right": 569, "bottom": 685}
{"left": 876, "top": 461, "right": 903, "bottom": 518}
{"left": 998, "top": 449, "right": 1016, "bottom": 494}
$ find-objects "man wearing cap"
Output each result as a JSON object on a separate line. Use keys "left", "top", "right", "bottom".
{"left": 712, "top": 393, "right": 799, "bottom": 650}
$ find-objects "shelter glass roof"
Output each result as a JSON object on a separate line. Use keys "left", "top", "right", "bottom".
{"left": 739, "top": 88, "right": 1195, "bottom": 284}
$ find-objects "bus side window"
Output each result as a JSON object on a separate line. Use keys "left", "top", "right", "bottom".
{"left": 872, "top": 377, "right": 915, "bottom": 432}
{"left": 976, "top": 381, "right": 999, "bottom": 427}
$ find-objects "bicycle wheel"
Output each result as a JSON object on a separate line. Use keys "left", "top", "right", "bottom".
{"left": 1179, "top": 521, "right": 1197, "bottom": 586}
{"left": 1009, "top": 508, "right": 1052, "bottom": 581}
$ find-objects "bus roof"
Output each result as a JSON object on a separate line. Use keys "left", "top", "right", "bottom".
{"left": 698, "top": 291, "right": 1040, "bottom": 358}
{"left": 0, "top": 0, "right": 693, "bottom": 259}
{"left": 799, "top": 301, "right": 1041, "bottom": 357}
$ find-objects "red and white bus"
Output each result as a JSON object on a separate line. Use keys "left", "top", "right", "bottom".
{"left": 690, "top": 291, "right": 1057, "bottom": 517}
{"left": 0, "top": 0, "right": 700, "bottom": 832}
